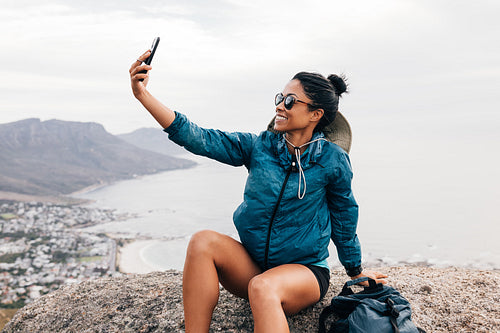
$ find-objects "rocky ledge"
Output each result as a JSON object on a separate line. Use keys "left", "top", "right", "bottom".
{"left": 2, "top": 266, "right": 499, "bottom": 332}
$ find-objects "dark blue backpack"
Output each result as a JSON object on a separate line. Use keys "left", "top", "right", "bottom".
{"left": 319, "top": 277, "right": 425, "bottom": 333}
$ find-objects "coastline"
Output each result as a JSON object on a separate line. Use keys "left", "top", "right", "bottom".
{"left": 114, "top": 236, "right": 500, "bottom": 276}
{"left": 68, "top": 182, "right": 110, "bottom": 197}
{"left": 117, "top": 239, "right": 165, "bottom": 274}
{"left": 0, "top": 191, "right": 90, "bottom": 205}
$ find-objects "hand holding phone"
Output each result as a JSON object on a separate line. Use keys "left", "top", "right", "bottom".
{"left": 139, "top": 37, "right": 160, "bottom": 82}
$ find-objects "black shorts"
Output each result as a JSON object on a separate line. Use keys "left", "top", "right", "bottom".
{"left": 304, "top": 264, "right": 330, "bottom": 300}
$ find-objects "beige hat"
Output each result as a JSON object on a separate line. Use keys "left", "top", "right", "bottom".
{"left": 266, "top": 111, "right": 352, "bottom": 154}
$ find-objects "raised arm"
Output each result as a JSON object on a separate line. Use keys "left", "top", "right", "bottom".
{"left": 129, "top": 50, "right": 176, "bottom": 129}
{"left": 129, "top": 50, "right": 256, "bottom": 167}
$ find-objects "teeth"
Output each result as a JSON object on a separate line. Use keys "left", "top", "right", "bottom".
{"left": 276, "top": 115, "right": 287, "bottom": 121}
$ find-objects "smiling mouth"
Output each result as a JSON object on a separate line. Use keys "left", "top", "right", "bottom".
{"left": 275, "top": 115, "right": 288, "bottom": 121}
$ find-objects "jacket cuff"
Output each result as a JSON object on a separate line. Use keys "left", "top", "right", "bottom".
{"left": 163, "top": 111, "right": 184, "bottom": 135}
{"left": 345, "top": 265, "right": 363, "bottom": 277}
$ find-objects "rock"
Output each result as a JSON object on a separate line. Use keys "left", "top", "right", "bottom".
{"left": 420, "top": 285, "right": 432, "bottom": 294}
{"left": 3, "top": 267, "right": 499, "bottom": 332}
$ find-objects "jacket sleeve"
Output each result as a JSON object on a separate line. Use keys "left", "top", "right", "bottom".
{"left": 163, "top": 111, "right": 256, "bottom": 167}
{"left": 326, "top": 149, "right": 362, "bottom": 270}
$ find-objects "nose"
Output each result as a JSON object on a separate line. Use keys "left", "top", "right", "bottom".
{"left": 275, "top": 101, "right": 285, "bottom": 112}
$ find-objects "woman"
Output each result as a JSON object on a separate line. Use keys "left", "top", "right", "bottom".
{"left": 130, "top": 50, "right": 387, "bottom": 333}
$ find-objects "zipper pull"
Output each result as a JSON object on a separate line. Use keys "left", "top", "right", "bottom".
{"left": 290, "top": 161, "right": 298, "bottom": 172}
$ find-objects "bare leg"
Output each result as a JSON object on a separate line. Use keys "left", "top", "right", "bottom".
{"left": 183, "top": 230, "right": 261, "bottom": 332}
{"left": 248, "top": 264, "right": 321, "bottom": 333}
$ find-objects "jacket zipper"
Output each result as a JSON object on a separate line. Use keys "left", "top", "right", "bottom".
{"left": 264, "top": 161, "right": 295, "bottom": 270}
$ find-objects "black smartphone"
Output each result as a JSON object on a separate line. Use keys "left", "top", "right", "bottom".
{"left": 139, "top": 37, "right": 160, "bottom": 81}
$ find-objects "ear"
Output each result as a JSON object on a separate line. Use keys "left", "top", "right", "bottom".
{"left": 310, "top": 108, "right": 324, "bottom": 122}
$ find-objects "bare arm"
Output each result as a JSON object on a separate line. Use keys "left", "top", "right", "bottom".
{"left": 129, "top": 50, "right": 176, "bottom": 129}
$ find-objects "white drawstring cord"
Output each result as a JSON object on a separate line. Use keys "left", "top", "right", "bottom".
{"left": 284, "top": 134, "right": 328, "bottom": 199}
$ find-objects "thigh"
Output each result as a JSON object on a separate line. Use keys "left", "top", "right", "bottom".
{"left": 201, "top": 231, "right": 262, "bottom": 299}
{"left": 258, "top": 264, "right": 322, "bottom": 315}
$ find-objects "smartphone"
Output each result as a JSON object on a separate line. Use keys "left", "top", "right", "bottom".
{"left": 139, "top": 37, "right": 160, "bottom": 81}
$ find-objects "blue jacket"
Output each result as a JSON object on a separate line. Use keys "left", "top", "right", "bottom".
{"left": 164, "top": 112, "right": 361, "bottom": 271}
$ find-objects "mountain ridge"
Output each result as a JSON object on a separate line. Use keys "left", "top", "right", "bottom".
{"left": 0, "top": 118, "right": 196, "bottom": 196}
{"left": 118, "top": 127, "right": 188, "bottom": 156}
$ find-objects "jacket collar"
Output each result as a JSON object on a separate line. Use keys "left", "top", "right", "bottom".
{"left": 275, "top": 131, "right": 326, "bottom": 169}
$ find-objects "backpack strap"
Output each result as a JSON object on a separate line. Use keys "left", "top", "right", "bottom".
{"left": 340, "top": 277, "right": 379, "bottom": 296}
{"left": 345, "top": 276, "right": 370, "bottom": 286}
{"left": 319, "top": 278, "right": 378, "bottom": 332}
{"left": 318, "top": 304, "right": 334, "bottom": 333}
{"left": 385, "top": 297, "right": 400, "bottom": 333}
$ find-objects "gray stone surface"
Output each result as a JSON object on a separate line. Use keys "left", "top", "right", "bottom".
{"left": 3, "top": 266, "right": 499, "bottom": 332}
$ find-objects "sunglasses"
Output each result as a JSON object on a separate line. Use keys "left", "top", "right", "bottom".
{"left": 275, "top": 93, "right": 314, "bottom": 110}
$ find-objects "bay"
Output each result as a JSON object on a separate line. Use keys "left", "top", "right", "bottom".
{"left": 78, "top": 145, "right": 500, "bottom": 272}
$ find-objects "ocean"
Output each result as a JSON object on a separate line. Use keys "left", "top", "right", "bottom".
{"left": 78, "top": 151, "right": 500, "bottom": 272}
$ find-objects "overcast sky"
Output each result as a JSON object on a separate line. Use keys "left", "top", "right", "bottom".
{"left": 1, "top": 0, "right": 497, "bottom": 135}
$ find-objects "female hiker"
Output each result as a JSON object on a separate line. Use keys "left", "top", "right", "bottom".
{"left": 130, "top": 50, "right": 387, "bottom": 333}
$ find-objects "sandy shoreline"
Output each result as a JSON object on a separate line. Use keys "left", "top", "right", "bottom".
{"left": 115, "top": 236, "right": 500, "bottom": 276}
{"left": 117, "top": 239, "right": 166, "bottom": 274}
{"left": 0, "top": 191, "right": 90, "bottom": 205}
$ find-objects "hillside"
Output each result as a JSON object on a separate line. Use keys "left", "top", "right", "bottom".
{"left": 0, "top": 119, "right": 196, "bottom": 196}
{"left": 118, "top": 127, "right": 188, "bottom": 156}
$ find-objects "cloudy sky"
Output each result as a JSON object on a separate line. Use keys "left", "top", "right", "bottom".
{"left": 1, "top": 0, "right": 497, "bottom": 135}
{"left": 1, "top": 0, "right": 499, "bottom": 262}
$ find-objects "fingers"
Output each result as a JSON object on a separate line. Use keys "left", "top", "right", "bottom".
{"left": 129, "top": 50, "right": 151, "bottom": 72}
{"left": 352, "top": 270, "right": 389, "bottom": 286}
{"left": 130, "top": 65, "right": 151, "bottom": 85}
{"left": 358, "top": 278, "right": 387, "bottom": 286}
{"left": 369, "top": 271, "right": 388, "bottom": 285}
{"left": 130, "top": 64, "right": 152, "bottom": 76}
{"left": 138, "top": 50, "right": 151, "bottom": 62}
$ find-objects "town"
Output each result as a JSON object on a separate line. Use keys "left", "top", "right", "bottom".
{"left": 0, "top": 200, "right": 125, "bottom": 308}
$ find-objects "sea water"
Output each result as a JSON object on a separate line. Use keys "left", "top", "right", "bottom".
{"left": 78, "top": 149, "right": 500, "bottom": 271}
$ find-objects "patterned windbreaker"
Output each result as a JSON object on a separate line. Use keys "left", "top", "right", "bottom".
{"left": 164, "top": 112, "right": 361, "bottom": 271}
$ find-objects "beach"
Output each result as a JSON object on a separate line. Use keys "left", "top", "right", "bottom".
{"left": 117, "top": 240, "right": 165, "bottom": 274}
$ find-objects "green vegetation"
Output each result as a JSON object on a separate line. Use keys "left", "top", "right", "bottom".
{"left": 2, "top": 231, "right": 41, "bottom": 240}
{"left": 0, "top": 253, "right": 24, "bottom": 264}
{"left": 0, "top": 299, "right": 25, "bottom": 309}
{"left": 52, "top": 251, "right": 70, "bottom": 263}
{"left": 0, "top": 213, "right": 17, "bottom": 220}
{"left": 77, "top": 256, "right": 103, "bottom": 263}
{"left": 5, "top": 268, "right": 26, "bottom": 275}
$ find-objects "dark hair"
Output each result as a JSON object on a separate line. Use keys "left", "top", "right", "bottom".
{"left": 292, "top": 72, "right": 348, "bottom": 132}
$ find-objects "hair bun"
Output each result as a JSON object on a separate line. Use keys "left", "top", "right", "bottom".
{"left": 328, "top": 74, "right": 347, "bottom": 96}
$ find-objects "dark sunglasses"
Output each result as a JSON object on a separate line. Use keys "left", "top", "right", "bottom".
{"left": 275, "top": 93, "right": 313, "bottom": 110}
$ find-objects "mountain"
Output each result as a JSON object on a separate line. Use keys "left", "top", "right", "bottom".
{"left": 0, "top": 119, "right": 196, "bottom": 196}
{"left": 118, "top": 127, "right": 188, "bottom": 156}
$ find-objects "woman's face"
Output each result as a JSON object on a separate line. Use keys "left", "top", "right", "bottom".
{"left": 274, "top": 79, "right": 321, "bottom": 134}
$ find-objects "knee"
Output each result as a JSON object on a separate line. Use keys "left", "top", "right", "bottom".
{"left": 186, "top": 230, "right": 219, "bottom": 258}
{"left": 248, "top": 275, "right": 280, "bottom": 304}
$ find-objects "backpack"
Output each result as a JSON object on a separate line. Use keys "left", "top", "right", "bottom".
{"left": 318, "top": 277, "right": 426, "bottom": 333}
